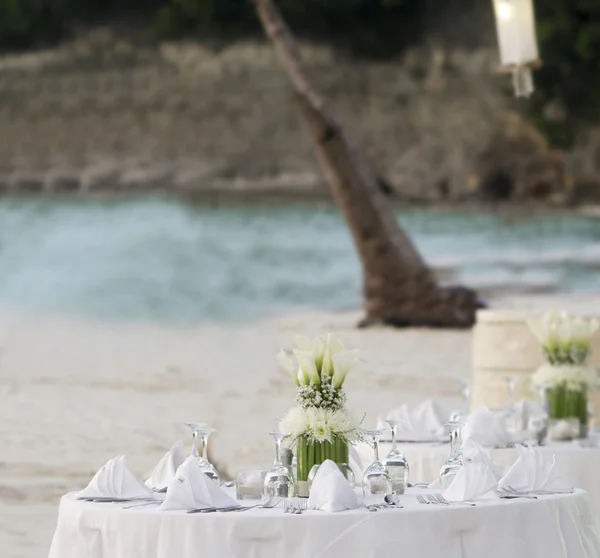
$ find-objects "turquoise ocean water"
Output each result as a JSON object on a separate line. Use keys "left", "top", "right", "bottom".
{"left": 1, "top": 197, "right": 599, "bottom": 323}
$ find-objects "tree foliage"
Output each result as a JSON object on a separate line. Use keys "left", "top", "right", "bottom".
{"left": 0, "top": 1, "right": 599, "bottom": 146}
{"left": 530, "top": 0, "right": 600, "bottom": 147}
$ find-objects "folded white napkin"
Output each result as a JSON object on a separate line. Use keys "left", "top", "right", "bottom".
{"left": 462, "top": 439, "right": 503, "bottom": 481}
{"left": 160, "top": 456, "right": 238, "bottom": 511}
{"left": 308, "top": 459, "right": 360, "bottom": 512}
{"left": 381, "top": 400, "right": 445, "bottom": 441}
{"left": 498, "top": 444, "right": 571, "bottom": 493}
{"left": 442, "top": 447, "right": 499, "bottom": 502}
{"left": 462, "top": 407, "right": 512, "bottom": 447}
{"left": 78, "top": 455, "right": 153, "bottom": 499}
{"left": 146, "top": 440, "right": 187, "bottom": 491}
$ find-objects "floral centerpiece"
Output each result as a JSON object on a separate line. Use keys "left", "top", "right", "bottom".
{"left": 278, "top": 334, "right": 364, "bottom": 497}
{"left": 528, "top": 311, "right": 600, "bottom": 437}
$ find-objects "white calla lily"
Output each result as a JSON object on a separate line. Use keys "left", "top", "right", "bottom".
{"left": 294, "top": 349, "right": 321, "bottom": 386}
{"left": 294, "top": 335, "right": 326, "bottom": 373}
{"left": 321, "top": 333, "right": 345, "bottom": 377}
{"left": 528, "top": 311, "right": 599, "bottom": 365}
{"left": 297, "top": 367, "right": 310, "bottom": 386}
{"left": 277, "top": 349, "right": 299, "bottom": 386}
{"left": 332, "top": 349, "right": 361, "bottom": 389}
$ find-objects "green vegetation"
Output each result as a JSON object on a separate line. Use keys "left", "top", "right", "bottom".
{"left": 0, "top": 1, "right": 598, "bottom": 147}
{"left": 530, "top": 0, "right": 600, "bottom": 147}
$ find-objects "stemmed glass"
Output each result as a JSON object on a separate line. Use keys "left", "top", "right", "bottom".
{"left": 362, "top": 429, "right": 393, "bottom": 504}
{"left": 450, "top": 380, "right": 471, "bottom": 422}
{"left": 503, "top": 376, "right": 521, "bottom": 437}
{"left": 439, "top": 420, "right": 464, "bottom": 489}
{"left": 382, "top": 420, "right": 409, "bottom": 495}
{"left": 185, "top": 422, "right": 220, "bottom": 483}
{"left": 263, "top": 431, "right": 295, "bottom": 498}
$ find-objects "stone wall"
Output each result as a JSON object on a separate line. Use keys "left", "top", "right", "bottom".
{"left": 0, "top": 28, "right": 597, "bottom": 201}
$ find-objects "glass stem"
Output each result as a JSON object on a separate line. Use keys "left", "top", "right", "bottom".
{"left": 192, "top": 431, "right": 200, "bottom": 457}
{"left": 373, "top": 436, "right": 380, "bottom": 462}
{"left": 200, "top": 433, "right": 207, "bottom": 462}
{"left": 391, "top": 426, "right": 397, "bottom": 453}
{"left": 450, "top": 428, "right": 462, "bottom": 459}
{"left": 274, "top": 437, "right": 282, "bottom": 465}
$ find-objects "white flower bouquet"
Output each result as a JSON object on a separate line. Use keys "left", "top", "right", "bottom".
{"left": 528, "top": 311, "right": 600, "bottom": 435}
{"left": 528, "top": 311, "right": 599, "bottom": 366}
{"left": 277, "top": 334, "right": 364, "bottom": 496}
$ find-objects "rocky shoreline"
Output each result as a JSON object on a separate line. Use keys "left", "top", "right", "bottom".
{"left": 1, "top": 29, "right": 599, "bottom": 206}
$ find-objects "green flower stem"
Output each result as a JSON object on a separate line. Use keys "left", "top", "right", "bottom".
{"left": 547, "top": 383, "right": 587, "bottom": 428}
{"left": 296, "top": 437, "right": 349, "bottom": 485}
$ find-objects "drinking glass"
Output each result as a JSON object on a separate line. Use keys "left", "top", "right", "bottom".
{"left": 263, "top": 431, "right": 295, "bottom": 498}
{"left": 362, "top": 429, "right": 393, "bottom": 504}
{"left": 502, "top": 376, "right": 522, "bottom": 437}
{"left": 449, "top": 380, "right": 471, "bottom": 422}
{"left": 439, "top": 420, "right": 464, "bottom": 489}
{"left": 185, "top": 422, "right": 220, "bottom": 482}
{"left": 236, "top": 470, "right": 267, "bottom": 500}
{"left": 382, "top": 420, "right": 409, "bottom": 495}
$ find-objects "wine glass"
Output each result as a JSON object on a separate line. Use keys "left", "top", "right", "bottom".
{"left": 449, "top": 380, "right": 471, "bottom": 422}
{"left": 185, "top": 422, "right": 206, "bottom": 457}
{"left": 263, "top": 432, "right": 295, "bottom": 498}
{"left": 503, "top": 376, "right": 522, "bottom": 437}
{"left": 362, "top": 429, "right": 393, "bottom": 504}
{"left": 382, "top": 420, "right": 409, "bottom": 495}
{"left": 439, "top": 420, "right": 464, "bottom": 489}
{"left": 185, "top": 422, "right": 220, "bottom": 482}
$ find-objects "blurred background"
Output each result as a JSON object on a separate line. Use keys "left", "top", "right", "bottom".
{"left": 2, "top": 2, "right": 600, "bottom": 557}
{"left": 0, "top": 0, "right": 600, "bottom": 322}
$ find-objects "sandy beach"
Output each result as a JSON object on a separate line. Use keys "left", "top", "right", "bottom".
{"left": 1, "top": 294, "right": 597, "bottom": 558}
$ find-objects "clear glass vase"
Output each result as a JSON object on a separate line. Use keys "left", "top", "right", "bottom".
{"left": 546, "top": 383, "right": 587, "bottom": 440}
{"left": 296, "top": 436, "right": 349, "bottom": 497}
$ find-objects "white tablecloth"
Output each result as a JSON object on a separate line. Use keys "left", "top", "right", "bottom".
{"left": 357, "top": 441, "right": 600, "bottom": 517}
{"left": 49, "top": 488, "right": 600, "bottom": 558}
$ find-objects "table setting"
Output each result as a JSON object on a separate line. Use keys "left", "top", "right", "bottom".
{"left": 49, "top": 322, "right": 600, "bottom": 557}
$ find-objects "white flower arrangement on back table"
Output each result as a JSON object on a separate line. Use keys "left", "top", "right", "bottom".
{"left": 277, "top": 334, "right": 365, "bottom": 496}
{"left": 528, "top": 311, "right": 600, "bottom": 438}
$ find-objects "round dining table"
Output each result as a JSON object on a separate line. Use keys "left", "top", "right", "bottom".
{"left": 357, "top": 440, "right": 600, "bottom": 518}
{"left": 49, "top": 487, "right": 599, "bottom": 558}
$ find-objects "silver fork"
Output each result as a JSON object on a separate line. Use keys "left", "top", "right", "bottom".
{"left": 430, "top": 494, "right": 476, "bottom": 506}
{"left": 416, "top": 495, "right": 429, "bottom": 505}
{"left": 497, "top": 486, "right": 537, "bottom": 499}
{"left": 285, "top": 498, "right": 307, "bottom": 514}
{"left": 231, "top": 498, "right": 280, "bottom": 512}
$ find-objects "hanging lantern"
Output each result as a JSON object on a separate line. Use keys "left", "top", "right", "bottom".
{"left": 492, "top": 0, "right": 540, "bottom": 98}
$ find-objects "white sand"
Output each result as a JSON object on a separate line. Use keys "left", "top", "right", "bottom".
{"left": 1, "top": 294, "right": 596, "bottom": 558}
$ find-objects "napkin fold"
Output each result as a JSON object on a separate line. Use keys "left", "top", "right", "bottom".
{"left": 462, "top": 407, "right": 512, "bottom": 447}
{"left": 381, "top": 400, "right": 445, "bottom": 441}
{"left": 146, "top": 440, "right": 187, "bottom": 491}
{"left": 160, "top": 456, "right": 237, "bottom": 511}
{"left": 442, "top": 445, "right": 499, "bottom": 502}
{"left": 462, "top": 439, "right": 504, "bottom": 481}
{"left": 308, "top": 459, "right": 360, "bottom": 512}
{"left": 78, "top": 455, "right": 153, "bottom": 499}
{"left": 498, "top": 444, "right": 571, "bottom": 493}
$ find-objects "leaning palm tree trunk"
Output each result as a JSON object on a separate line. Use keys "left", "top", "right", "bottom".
{"left": 253, "top": 0, "right": 482, "bottom": 327}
